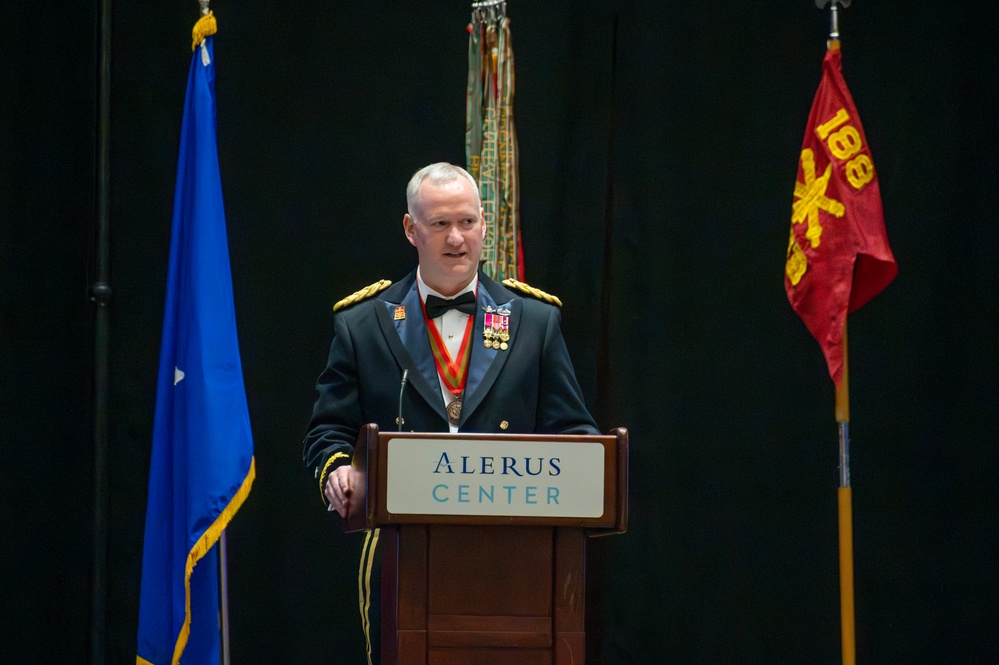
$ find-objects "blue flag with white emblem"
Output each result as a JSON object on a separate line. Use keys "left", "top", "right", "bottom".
{"left": 137, "top": 23, "right": 255, "bottom": 665}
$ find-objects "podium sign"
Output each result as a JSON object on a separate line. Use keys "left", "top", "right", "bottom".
{"left": 385, "top": 437, "right": 606, "bottom": 518}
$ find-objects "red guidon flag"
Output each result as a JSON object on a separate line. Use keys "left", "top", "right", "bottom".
{"left": 785, "top": 42, "right": 897, "bottom": 387}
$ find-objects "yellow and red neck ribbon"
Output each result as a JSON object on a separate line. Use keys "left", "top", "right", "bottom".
{"left": 421, "top": 298, "right": 475, "bottom": 396}
{"left": 466, "top": 14, "right": 522, "bottom": 282}
{"left": 785, "top": 43, "right": 898, "bottom": 387}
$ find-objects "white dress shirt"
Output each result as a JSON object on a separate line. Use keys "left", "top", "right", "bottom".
{"left": 416, "top": 269, "right": 478, "bottom": 433}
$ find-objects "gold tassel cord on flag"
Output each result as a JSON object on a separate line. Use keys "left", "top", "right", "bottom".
{"left": 191, "top": 10, "right": 217, "bottom": 52}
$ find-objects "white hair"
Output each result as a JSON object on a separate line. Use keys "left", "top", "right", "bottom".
{"left": 406, "top": 162, "right": 481, "bottom": 216}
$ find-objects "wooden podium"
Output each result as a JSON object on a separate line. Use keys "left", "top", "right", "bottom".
{"left": 343, "top": 424, "right": 628, "bottom": 665}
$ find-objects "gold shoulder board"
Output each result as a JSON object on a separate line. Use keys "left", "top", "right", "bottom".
{"left": 501, "top": 278, "right": 563, "bottom": 307}
{"left": 333, "top": 279, "right": 392, "bottom": 312}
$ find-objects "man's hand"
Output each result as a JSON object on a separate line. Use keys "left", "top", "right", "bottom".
{"left": 325, "top": 465, "right": 354, "bottom": 518}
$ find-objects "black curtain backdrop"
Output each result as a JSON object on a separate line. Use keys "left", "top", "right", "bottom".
{"left": 3, "top": 1, "right": 997, "bottom": 663}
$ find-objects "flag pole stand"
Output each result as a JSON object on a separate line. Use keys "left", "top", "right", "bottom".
{"left": 835, "top": 322, "right": 856, "bottom": 665}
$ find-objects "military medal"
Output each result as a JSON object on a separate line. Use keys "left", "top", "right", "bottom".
{"left": 483, "top": 306, "right": 511, "bottom": 352}
{"left": 499, "top": 312, "right": 510, "bottom": 350}
{"left": 447, "top": 396, "right": 463, "bottom": 422}
{"left": 483, "top": 311, "right": 495, "bottom": 347}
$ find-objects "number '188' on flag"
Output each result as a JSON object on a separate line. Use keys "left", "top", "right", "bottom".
{"left": 137, "top": 17, "right": 255, "bottom": 665}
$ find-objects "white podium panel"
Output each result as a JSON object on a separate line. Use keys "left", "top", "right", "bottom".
{"left": 385, "top": 437, "right": 605, "bottom": 518}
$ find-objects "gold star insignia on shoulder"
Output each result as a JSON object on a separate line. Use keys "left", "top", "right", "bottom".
{"left": 333, "top": 279, "right": 392, "bottom": 312}
{"left": 501, "top": 278, "right": 562, "bottom": 307}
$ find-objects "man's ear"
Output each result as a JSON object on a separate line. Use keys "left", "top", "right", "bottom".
{"left": 403, "top": 213, "right": 416, "bottom": 246}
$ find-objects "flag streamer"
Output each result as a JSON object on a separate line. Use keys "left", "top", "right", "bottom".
{"left": 466, "top": 9, "right": 521, "bottom": 281}
{"left": 136, "top": 22, "right": 255, "bottom": 665}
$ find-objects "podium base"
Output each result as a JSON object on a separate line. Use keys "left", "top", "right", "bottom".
{"left": 382, "top": 525, "right": 587, "bottom": 665}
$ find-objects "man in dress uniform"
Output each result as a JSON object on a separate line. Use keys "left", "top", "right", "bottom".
{"left": 303, "top": 162, "right": 597, "bottom": 664}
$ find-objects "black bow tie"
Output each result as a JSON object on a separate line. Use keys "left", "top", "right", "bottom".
{"left": 424, "top": 292, "right": 476, "bottom": 319}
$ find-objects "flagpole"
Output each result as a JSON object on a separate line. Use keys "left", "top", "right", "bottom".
{"left": 790, "top": 4, "right": 894, "bottom": 663}
{"left": 835, "top": 322, "right": 855, "bottom": 665}
{"left": 220, "top": 532, "right": 232, "bottom": 665}
{"left": 816, "top": 3, "right": 856, "bottom": 663}
{"left": 829, "top": 1, "right": 857, "bottom": 659}
{"left": 191, "top": 1, "right": 235, "bottom": 659}
{"left": 89, "top": 0, "right": 113, "bottom": 661}
{"left": 827, "top": 4, "right": 856, "bottom": 661}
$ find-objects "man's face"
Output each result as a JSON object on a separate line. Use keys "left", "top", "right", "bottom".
{"left": 403, "top": 177, "right": 485, "bottom": 296}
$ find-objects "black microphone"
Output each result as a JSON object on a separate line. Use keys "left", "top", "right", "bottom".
{"left": 397, "top": 369, "right": 409, "bottom": 431}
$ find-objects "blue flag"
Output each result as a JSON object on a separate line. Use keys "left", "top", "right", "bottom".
{"left": 137, "top": 31, "right": 255, "bottom": 665}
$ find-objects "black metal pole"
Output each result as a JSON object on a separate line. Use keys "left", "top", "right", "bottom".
{"left": 89, "top": 0, "right": 112, "bottom": 661}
